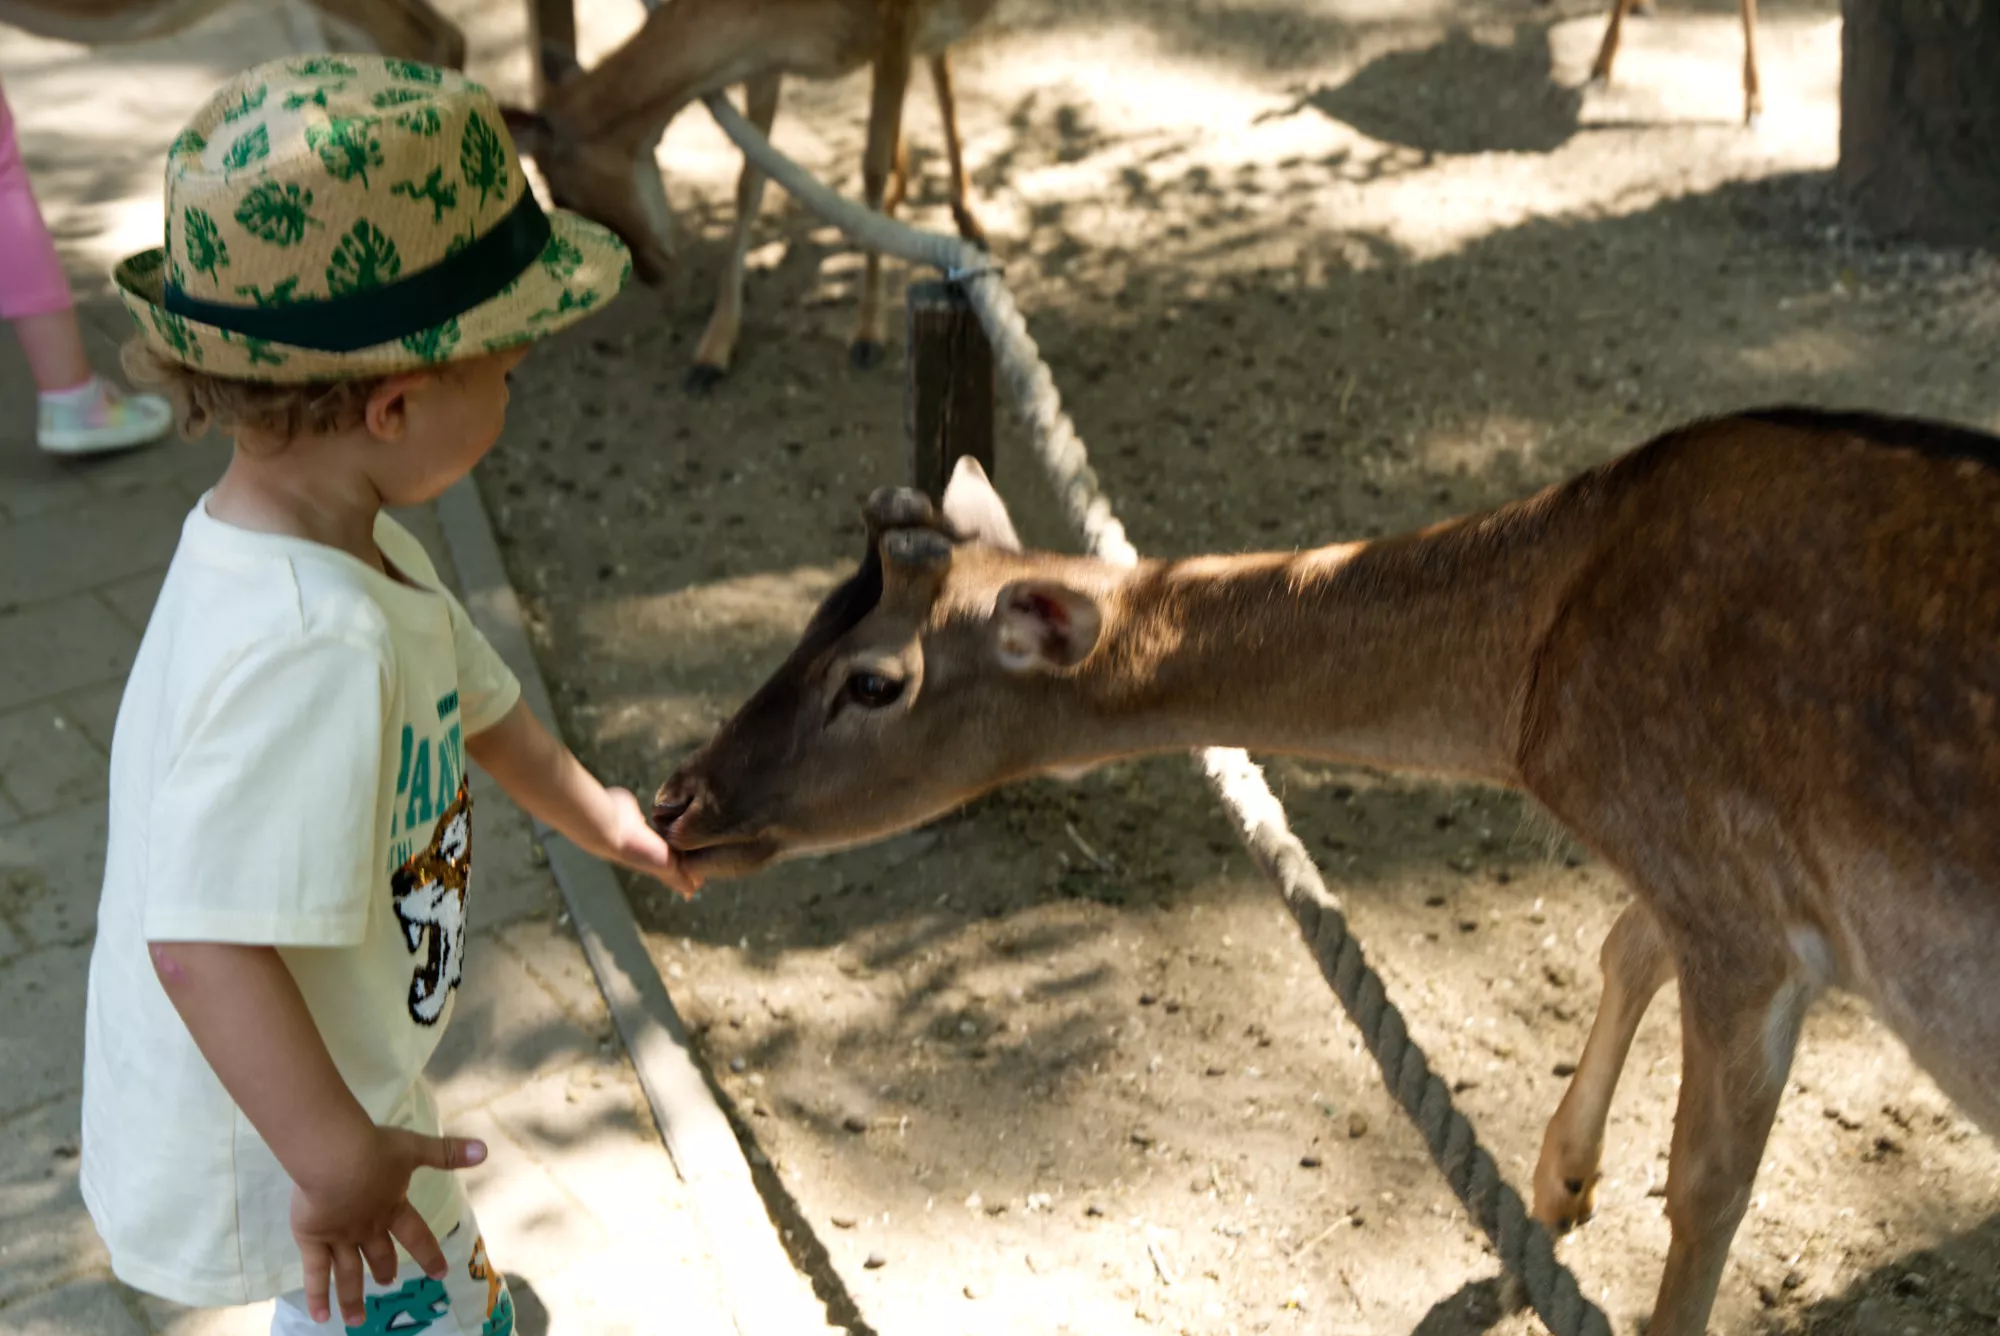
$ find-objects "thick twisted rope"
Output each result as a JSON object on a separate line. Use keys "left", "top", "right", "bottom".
{"left": 702, "top": 91, "right": 1611, "bottom": 1336}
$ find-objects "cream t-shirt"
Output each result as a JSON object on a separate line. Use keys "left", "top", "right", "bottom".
{"left": 81, "top": 498, "right": 521, "bottom": 1309}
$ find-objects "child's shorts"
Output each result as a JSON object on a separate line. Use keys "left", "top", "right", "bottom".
{"left": 269, "top": 1212, "right": 513, "bottom": 1335}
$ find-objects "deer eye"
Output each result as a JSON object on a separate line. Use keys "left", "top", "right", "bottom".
{"left": 844, "top": 670, "right": 906, "bottom": 709}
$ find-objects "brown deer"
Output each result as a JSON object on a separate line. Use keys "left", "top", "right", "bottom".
{"left": 651, "top": 411, "right": 2000, "bottom": 1335}
{"left": 503, "top": 0, "right": 996, "bottom": 392}
{"left": 1590, "top": 0, "right": 1762, "bottom": 127}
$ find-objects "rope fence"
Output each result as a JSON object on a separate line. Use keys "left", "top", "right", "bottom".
{"left": 700, "top": 89, "right": 1613, "bottom": 1336}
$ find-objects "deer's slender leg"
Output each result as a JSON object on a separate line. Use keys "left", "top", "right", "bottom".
{"left": 850, "top": 32, "right": 914, "bottom": 369}
{"left": 1532, "top": 901, "right": 1676, "bottom": 1234}
{"left": 523, "top": 0, "right": 577, "bottom": 99}
{"left": 688, "top": 74, "right": 782, "bottom": 394}
{"left": 1740, "top": 0, "right": 1762, "bottom": 126}
{"left": 1645, "top": 953, "right": 1814, "bottom": 1336}
{"left": 1589, "top": 0, "right": 1639, "bottom": 86}
{"left": 928, "top": 51, "right": 986, "bottom": 245}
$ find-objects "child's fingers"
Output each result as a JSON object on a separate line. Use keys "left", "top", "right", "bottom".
{"left": 389, "top": 1127, "right": 487, "bottom": 1172}
{"left": 360, "top": 1233, "right": 400, "bottom": 1286}
{"left": 331, "top": 1245, "right": 367, "bottom": 1327}
{"left": 387, "top": 1201, "right": 450, "bottom": 1280}
{"left": 300, "top": 1242, "right": 334, "bottom": 1324}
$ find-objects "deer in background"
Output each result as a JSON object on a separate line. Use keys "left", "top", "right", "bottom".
{"left": 504, "top": 0, "right": 997, "bottom": 392}
{"left": 1590, "top": 0, "right": 1762, "bottom": 126}
{"left": 651, "top": 411, "right": 2000, "bottom": 1335}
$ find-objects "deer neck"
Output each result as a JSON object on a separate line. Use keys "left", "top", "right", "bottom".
{"left": 1044, "top": 501, "right": 1591, "bottom": 786}
{"left": 544, "top": 3, "right": 779, "bottom": 147}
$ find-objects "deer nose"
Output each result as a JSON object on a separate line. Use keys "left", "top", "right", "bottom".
{"left": 650, "top": 781, "right": 698, "bottom": 836}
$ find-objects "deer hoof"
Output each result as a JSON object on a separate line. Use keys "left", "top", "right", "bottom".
{"left": 1534, "top": 1174, "right": 1598, "bottom": 1236}
{"left": 849, "top": 339, "right": 887, "bottom": 371}
{"left": 953, "top": 207, "right": 989, "bottom": 248}
{"left": 684, "top": 363, "right": 727, "bottom": 396}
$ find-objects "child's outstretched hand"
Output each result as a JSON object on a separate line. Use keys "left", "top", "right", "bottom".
{"left": 290, "top": 1126, "right": 487, "bottom": 1326}
{"left": 601, "top": 785, "right": 702, "bottom": 897}
{"left": 463, "top": 703, "right": 702, "bottom": 897}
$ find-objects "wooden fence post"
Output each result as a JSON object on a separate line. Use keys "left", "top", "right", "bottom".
{"left": 905, "top": 279, "right": 995, "bottom": 502}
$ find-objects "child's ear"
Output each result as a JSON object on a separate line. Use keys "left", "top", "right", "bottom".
{"left": 364, "top": 373, "right": 430, "bottom": 442}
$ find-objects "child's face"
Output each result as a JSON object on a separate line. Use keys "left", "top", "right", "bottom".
{"left": 367, "top": 347, "right": 531, "bottom": 506}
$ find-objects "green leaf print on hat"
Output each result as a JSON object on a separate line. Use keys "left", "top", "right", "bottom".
{"left": 539, "top": 232, "right": 583, "bottom": 281}
{"left": 182, "top": 207, "right": 230, "bottom": 279}
{"left": 222, "top": 123, "right": 270, "bottom": 175}
{"left": 459, "top": 112, "right": 508, "bottom": 209}
{"left": 530, "top": 288, "right": 599, "bottom": 323}
{"left": 235, "top": 276, "right": 303, "bottom": 307}
{"left": 234, "top": 181, "right": 319, "bottom": 247}
{"left": 368, "top": 87, "right": 442, "bottom": 135}
{"left": 385, "top": 59, "right": 444, "bottom": 85}
{"left": 222, "top": 329, "right": 288, "bottom": 367}
{"left": 326, "top": 219, "right": 402, "bottom": 295}
{"left": 169, "top": 127, "right": 206, "bottom": 161}
{"left": 220, "top": 84, "right": 267, "bottom": 123}
{"left": 149, "top": 306, "right": 202, "bottom": 364}
{"left": 308, "top": 117, "right": 386, "bottom": 188}
{"left": 391, "top": 167, "right": 459, "bottom": 223}
{"left": 283, "top": 85, "right": 346, "bottom": 113}
{"left": 401, "top": 317, "right": 461, "bottom": 363}
{"left": 291, "top": 55, "right": 358, "bottom": 79}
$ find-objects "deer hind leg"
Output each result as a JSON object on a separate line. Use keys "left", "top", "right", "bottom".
{"left": 929, "top": 51, "right": 987, "bottom": 246}
{"left": 1644, "top": 956, "right": 1816, "bottom": 1336}
{"left": 1739, "top": 0, "right": 1763, "bottom": 126}
{"left": 1588, "top": 0, "right": 1641, "bottom": 86}
{"left": 1532, "top": 900, "right": 1676, "bottom": 1234}
{"left": 688, "top": 75, "right": 782, "bottom": 394}
{"left": 850, "top": 36, "right": 915, "bottom": 369}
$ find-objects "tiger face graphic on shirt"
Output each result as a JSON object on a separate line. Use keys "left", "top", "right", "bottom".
{"left": 388, "top": 690, "right": 473, "bottom": 1027}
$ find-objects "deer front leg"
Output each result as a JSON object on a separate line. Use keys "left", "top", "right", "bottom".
{"left": 1588, "top": 0, "right": 1640, "bottom": 86}
{"left": 1645, "top": 960, "right": 1814, "bottom": 1336}
{"left": 851, "top": 38, "right": 915, "bottom": 369}
{"left": 1532, "top": 900, "right": 1676, "bottom": 1234}
{"left": 1739, "top": 0, "right": 1763, "bottom": 126}
{"left": 929, "top": 51, "right": 986, "bottom": 246}
{"left": 688, "top": 75, "right": 782, "bottom": 394}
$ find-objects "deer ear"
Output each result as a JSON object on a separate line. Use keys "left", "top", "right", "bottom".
{"left": 500, "top": 105, "right": 553, "bottom": 160}
{"left": 942, "top": 457, "right": 1021, "bottom": 553}
{"left": 993, "top": 580, "right": 1102, "bottom": 672}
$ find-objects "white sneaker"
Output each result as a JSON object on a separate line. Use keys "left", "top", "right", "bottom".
{"left": 37, "top": 378, "right": 174, "bottom": 457}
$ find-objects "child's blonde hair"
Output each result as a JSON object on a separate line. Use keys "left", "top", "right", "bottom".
{"left": 123, "top": 340, "right": 387, "bottom": 450}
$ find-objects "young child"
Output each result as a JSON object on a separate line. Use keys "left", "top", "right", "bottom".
{"left": 81, "top": 54, "right": 698, "bottom": 1334}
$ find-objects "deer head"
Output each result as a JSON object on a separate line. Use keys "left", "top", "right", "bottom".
{"left": 502, "top": 97, "right": 677, "bottom": 285}
{"left": 652, "top": 460, "right": 1120, "bottom": 879}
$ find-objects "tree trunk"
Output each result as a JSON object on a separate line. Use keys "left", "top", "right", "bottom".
{"left": 1840, "top": 0, "right": 2000, "bottom": 248}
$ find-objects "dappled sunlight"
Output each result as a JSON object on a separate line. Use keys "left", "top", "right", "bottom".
{"left": 0, "top": 3, "right": 329, "bottom": 286}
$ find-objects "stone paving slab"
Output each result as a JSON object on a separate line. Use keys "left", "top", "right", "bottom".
{"left": 0, "top": 596, "right": 140, "bottom": 715}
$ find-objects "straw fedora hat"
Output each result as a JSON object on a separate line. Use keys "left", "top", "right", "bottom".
{"left": 114, "top": 53, "right": 629, "bottom": 382}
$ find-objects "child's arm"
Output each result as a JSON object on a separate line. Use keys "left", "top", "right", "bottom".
{"left": 466, "top": 699, "right": 700, "bottom": 896}
{"left": 149, "top": 941, "right": 486, "bottom": 1327}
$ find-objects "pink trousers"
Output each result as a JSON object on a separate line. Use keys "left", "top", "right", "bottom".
{"left": 0, "top": 78, "right": 74, "bottom": 320}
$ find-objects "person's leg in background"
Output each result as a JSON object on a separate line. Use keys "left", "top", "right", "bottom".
{"left": 0, "top": 75, "right": 170, "bottom": 456}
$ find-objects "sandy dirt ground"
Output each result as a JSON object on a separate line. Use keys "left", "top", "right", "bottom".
{"left": 472, "top": 0, "right": 2000, "bottom": 1330}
